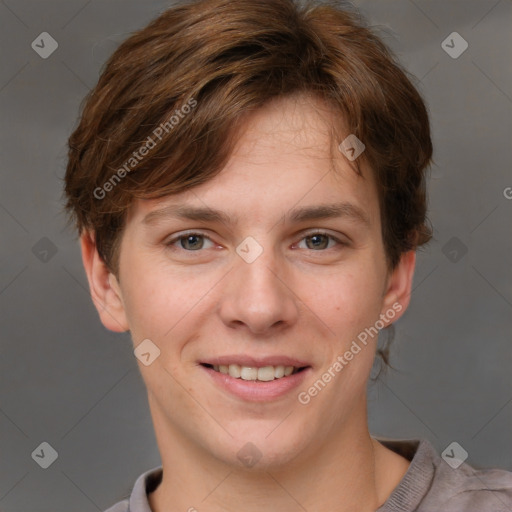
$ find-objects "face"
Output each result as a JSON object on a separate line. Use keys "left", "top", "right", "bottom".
{"left": 83, "top": 94, "right": 415, "bottom": 470}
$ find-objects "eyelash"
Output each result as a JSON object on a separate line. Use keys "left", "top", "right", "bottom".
{"left": 165, "top": 230, "right": 347, "bottom": 252}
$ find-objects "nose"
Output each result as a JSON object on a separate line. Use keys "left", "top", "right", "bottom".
{"left": 217, "top": 244, "right": 299, "bottom": 335}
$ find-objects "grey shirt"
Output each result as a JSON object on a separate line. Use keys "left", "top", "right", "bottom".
{"left": 104, "top": 438, "right": 512, "bottom": 512}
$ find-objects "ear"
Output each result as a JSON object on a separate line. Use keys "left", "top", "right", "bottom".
{"left": 380, "top": 250, "right": 416, "bottom": 324}
{"left": 80, "top": 231, "right": 129, "bottom": 332}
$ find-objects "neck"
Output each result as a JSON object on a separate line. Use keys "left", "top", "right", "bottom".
{"left": 147, "top": 402, "right": 408, "bottom": 512}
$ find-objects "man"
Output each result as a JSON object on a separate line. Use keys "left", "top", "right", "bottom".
{"left": 64, "top": 0, "right": 512, "bottom": 510}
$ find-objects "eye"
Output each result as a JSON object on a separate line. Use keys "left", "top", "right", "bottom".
{"left": 166, "top": 232, "right": 215, "bottom": 251}
{"left": 296, "top": 231, "right": 345, "bottom": 251}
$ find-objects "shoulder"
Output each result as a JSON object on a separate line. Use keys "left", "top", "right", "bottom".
{"left": 103, "top": 499, "right": 129, "bottom": 512}
{"left": 376, "top": 438, "right": 512, "bottom": 511}
{"left": 416, "top": 439, "right": 512, "bottom": 511}
{"left": 424, "top": 455, "right": 512, "bottom": 510}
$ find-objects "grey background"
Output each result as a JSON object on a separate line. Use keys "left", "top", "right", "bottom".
{"left": 0, "top": 0, "right": 511, "bottom": 510}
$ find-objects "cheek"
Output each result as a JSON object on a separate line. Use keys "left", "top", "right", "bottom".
{"left": 122, "top": 278, "right": 187, "bottom": 342}
{"left": 304, "top": 264, "right": 385, "bottom": 337}
{"left": 119, "top": 254, "right": 218, "bottom": 346}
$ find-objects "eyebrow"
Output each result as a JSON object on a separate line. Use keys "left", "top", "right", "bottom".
{"left": 142, "top": 202, "right": 370, "bottom": 227}
{"left": 143, "top": 205, "right": 232, "bottom": 225}
{"left": 287, "top": 202, "right": 370, "bottom": 227}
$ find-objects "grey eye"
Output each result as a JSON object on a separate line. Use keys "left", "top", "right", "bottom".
{"left": 303, "top": 234, "right": 332, "bottom": 250}
{"left": 180, "top": 234, "right": 205, "bottom": 250}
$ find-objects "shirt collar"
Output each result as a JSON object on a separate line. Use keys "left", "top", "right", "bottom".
{"left": 129, "top": 465, "right": 163, "bottom": 512}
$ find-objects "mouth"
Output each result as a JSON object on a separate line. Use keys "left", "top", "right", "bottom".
{"left": 200, "top": 363, "right": 308, "bottom": 382}
{"left": 199, "top": 356, "right": 312, "bottom": 401}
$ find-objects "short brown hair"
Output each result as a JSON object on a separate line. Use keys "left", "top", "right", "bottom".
{"left": 64, "top": 0, "right": 432, "bottom": 274}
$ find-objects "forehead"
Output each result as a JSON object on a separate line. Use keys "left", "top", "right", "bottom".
{"left": 127, "top": 94, "right": 380, "bottom": 229}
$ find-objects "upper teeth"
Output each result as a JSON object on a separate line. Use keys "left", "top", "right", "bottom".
{"left": 213, "top": 364, "right": 296, "bottom": 381}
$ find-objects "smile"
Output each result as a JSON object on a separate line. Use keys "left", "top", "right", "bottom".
{"left": 203, "top": 363, "right": 303, "bottom": 381}
{"left": 199, "top": 356, "right": 311, "bottom": 401}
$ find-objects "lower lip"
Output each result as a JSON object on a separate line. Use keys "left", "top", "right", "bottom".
{"left": 201, "top": 365, "right": 311, "bottom": 402}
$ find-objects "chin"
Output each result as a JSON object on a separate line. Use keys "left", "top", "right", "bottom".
{"left": 209, "top": 420, "right": 311, "bottom": 471}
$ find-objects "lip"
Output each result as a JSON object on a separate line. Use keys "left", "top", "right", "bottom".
{"left": 200, "top": 355, "right": 311, "bottom": 368}
{"left": 200, "top": 359, "right": 312, "bottom": 402}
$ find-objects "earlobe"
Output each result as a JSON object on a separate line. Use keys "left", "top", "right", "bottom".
{"left": 380, "top": 250, "right": 416, "bottom": 324}
{"left": 80, "top": 232, "right": 129, "bottom": 332}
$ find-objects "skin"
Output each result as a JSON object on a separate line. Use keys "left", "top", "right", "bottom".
{"left": 81, "top": 93, "right": 416, "bottom": 512}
